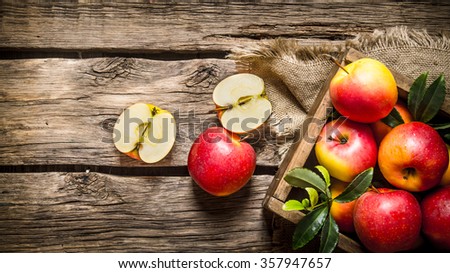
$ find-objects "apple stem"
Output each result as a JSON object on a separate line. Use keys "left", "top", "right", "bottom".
{"left": 370, "top": 185, "right": 380, "bottom": 193}
{"left": 240, "top": 134, "right": 251, "bottom": 142}
{"left": 321, "top": 54, "right": 349, "bottom": 75}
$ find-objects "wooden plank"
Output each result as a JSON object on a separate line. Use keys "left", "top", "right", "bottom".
{"left": 1, "top": 2, "right": 449, "bottom": 53}
{"left": 0, "top": 173, "right": 290, "bottom": 252}
{"left": 0, "top": 58, "right": 280, "bottom": 167}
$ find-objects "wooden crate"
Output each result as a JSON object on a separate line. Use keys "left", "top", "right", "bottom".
{"left": 263, "top": 48, "right": 450, "bottom": 253}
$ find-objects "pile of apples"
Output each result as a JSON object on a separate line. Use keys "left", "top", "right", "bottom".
{"left": 315, "top": 58, "right": 450, "bottom": 252}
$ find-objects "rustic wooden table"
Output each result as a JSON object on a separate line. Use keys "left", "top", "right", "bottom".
{"left": 1, "top": 1, "right": 449, "bottom": 253}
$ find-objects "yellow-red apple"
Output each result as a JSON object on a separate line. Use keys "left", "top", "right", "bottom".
{"left": 187, "top": 127, "right": 256, "bottom": 196}
{"left": 421, "top": 186, "right": 450, "bottom": 250}
{"left": 353, "top": 188, "right": 422, "bottom": 252}
{"left": 315, "top": 118, "right": 378, "bottom": 182}
{"left": 329, "top": 58, "right": 398, "bottom": 123}
{"left": 378, "top": 121, "right": 449, "bottom": 192}
{"left": 370, "top": 101, "right": 413, "bottom": 144}
{"left": 330, "top": 180, "right": 356, "bottom": 233}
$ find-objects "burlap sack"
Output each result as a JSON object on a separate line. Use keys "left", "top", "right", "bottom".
{"left": 230, "top": 26, "right": 450, "bottom": 161}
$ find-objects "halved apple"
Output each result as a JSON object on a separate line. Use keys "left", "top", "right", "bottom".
{"left": 213, "top": 73, "right": 272, "bottom": 134}
{"left": 113, "top": 102, "right": 176, "bottom": 163}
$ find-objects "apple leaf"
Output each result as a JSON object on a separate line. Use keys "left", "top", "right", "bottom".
{"left": 319, "top": 213, "right": 339, "bottom": 253}
{"left": 315, "top": 165, "right": 331, "bottom": 187}
{"left": 302, "top": 198, "right": 310, "bottom": 208}
{"left": 305, "top": 187, "right": 319, "bottom": 208}
{"left": 444, "top": 134, "right": 450, "bottom": 144}
{"left": 284, "top": 168, "right": 329, "bottom": 196}
{"left": 408, "top": 72, "right": 428, "bottom": 120}
{"left": 334, "top": 167, "right": 373, "bottom": 203}
{"left": 381, "top": 107, "right": 404, "bottom": 128}
{"left": 292, "top": 204, "right": 328, "bottom": 250}
{"left": 416, "top": 74, "right": 446, "bottom": 123}
{"left": 283, "top": 200, "right": 306, "bottom": 211}
{"left": 430, "top": 123, "right": 450, "bottom": 130}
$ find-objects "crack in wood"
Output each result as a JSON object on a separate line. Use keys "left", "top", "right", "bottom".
{"left": 0, "top": 165, "right": 277, "bottom": 176}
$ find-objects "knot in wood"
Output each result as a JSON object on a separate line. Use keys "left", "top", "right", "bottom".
{"left": 185, "top": 64, "right": 220, "bottom": 88}
{"left": 99, "top": 117, "right": 117, "bottom": 133}
{"left": 63, "top": 173, "right": 122, "bottom": 204}
{"left": 89, "top": 57, "right": 134, "bottom": 86}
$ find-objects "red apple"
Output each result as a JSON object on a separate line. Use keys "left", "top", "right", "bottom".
{"left": 378, "top": 121, "right": 449, "bottom": 192}
{"left": 353, "top": 188, "right": 422, "bottom": 252}
{"left": 330, "top": 180, "right": 356, "bottom": 233}
{"left": 187, "top": 127, "right": 256, "bottom": 196}
{"left": 329, "top": 58, "right": 398, "bottom": 123}
{"left": 421, "top": 186, "right": 450, "bottom": 250}
{"left": 315, "top": 118, "right": 378, "bottom": 182}
{"left": 370, "top": 101, "right": 413, "bottom": 145}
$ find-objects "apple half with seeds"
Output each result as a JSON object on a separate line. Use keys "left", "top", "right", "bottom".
{"left": 213, "top": 73, "right": 272, "bottom": 134}
{"left": 113, "top": 102, "right": 176, "bottom": 163}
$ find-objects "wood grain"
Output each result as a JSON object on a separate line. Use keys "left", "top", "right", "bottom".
{"left": 1, "top": 2, "right": 449, "bottom": 54}
{"left": 0, "top": 173, "right": 293, "bottom": 252}
{"left": 0, "top": 57, "right": 281, "bottom": 167}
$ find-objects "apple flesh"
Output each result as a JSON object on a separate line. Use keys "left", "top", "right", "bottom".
{"left": 378, "top": 121, "right": 449, "bottom": 192}
{"left": 188, "top": 127, "right": 256, "bottom": 196}
{"left": 421, "top": 186, "right": 450, "bottom": 250}
{"left": 113, "top": 102, "right": 176, "bottom": 163}
{"left": 330, "top": 180, "right": 356, "bottom": 233}
{"left": 329, "top": 58, "right": 398, "bottom": 123}
{"left": 353, "top": 188, "right": 422, "bottom": 252}
{"left": 315, "top": 118, "right": 378, "bottom": 182}
{"left": 370, "top": 101, "right": 413, "bottom": 144}
{"left": 213, "top": 73, "right": 272, "bottom": 134}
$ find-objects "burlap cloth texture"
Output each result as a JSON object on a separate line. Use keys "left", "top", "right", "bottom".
{"left": 229, "top": 26, "right": 450, "bottom": 160}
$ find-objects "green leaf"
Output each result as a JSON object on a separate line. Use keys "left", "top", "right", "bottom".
{"left": 315, "top": 165, "right": 331, "bottom": 187}
{"left": 430, "top": 123, "right": 450, "bottom": 130}
{"left": 305, "top": 187, "right": 319, "bottom": 207}
{"left": 283, "top": 200, "right": 305, "bottom": 211}
{"left": 444, "top": 134, "right": 450, "bottom": 144}
{"left": 408, "top": 72, "right": 428, "bottom": 120}
{"left": 381, "top": 107, "right": 404, "bottom": 128}
{"left": 319, "top": 213, "right": 339, "bottom": 253}
{"left": 302, "top": 198, "right": 310, "bottom": 208}
{"left": 416, "top": 74, "right": 446, "bottom": 123}
{"left": 334, "top": 168, "right": 373, "bottom": 203}
{"left": 284, "top": 168, "right": 328, "bottom": 195}
{"left": 292, "top": 204, "right": 329, "bottom": 250}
